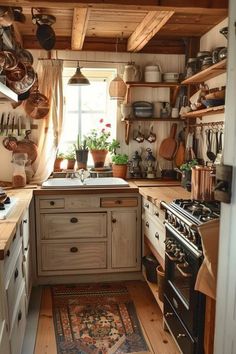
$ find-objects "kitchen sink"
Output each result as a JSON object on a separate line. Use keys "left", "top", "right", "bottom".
{"left": 41, "top": 177, "right": 129, "bottom": 189}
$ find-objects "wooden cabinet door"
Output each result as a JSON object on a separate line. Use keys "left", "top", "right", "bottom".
{"left": 0, "top": 321, "right": 10, "bottom": 354}
{"left": 111, "top": 210, "right": 138, "bottom": 269}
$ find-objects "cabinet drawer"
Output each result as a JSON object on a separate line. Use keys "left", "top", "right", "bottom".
{"left": 65, "top": 196, "right": 100, "bottom": 209}
{"left": 6, "top": 246, "right": 24, "bottom": 330}
{"left": 142, "top": 198, "right": 153, "bottom": 214}
{"left": 4, "top": 227, "right": 21, "bottom": 274}
{"left": 152, "top": 204, "right": 165, "bottom": 223}
{"left": 39, "top": 198, "right": 65, "bottom": 209}
{"left": 23, "top": 246, "right": 32, "bottom": 301}
{"left": 10, "top": 285, "right": 26, "bottom": 354}
{"left": 22, "top": 208, "right": 29, "bottom": 250}
{"left": 40, "top": 212, "right": 107, "bottom": 239}
{"left": 144, "top": 216, "right": 165, "bottom": 259}
{"left": 41, "top": 242, "right": 107, "bottom": 271}
{"left": 101, "top": 197, "right": 138, "bottom": 208}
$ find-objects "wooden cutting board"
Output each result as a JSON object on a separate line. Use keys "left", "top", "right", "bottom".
{"left": 175, "top": 141, "right": 185, "bottom": 167}
{"left": 139, "top": 186, "right": 191, "bottom": 207}
{"left": 159, "top": 123, "right": 178, "bottom": 160}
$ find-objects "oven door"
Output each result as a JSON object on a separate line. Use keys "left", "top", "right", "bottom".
{"left": 164, "top": 223, "right": 205, "bottom": 338}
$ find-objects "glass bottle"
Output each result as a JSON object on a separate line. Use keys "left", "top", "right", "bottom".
{"left": 12, "top": 160, "right": 26, "bottom": 188}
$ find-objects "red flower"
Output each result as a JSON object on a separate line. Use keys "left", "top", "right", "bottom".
{"left": 105, "top": 123, "right": 111, "bottom": 128}
{"left": 99, "top": 118, "right": 104, "bottom": 123}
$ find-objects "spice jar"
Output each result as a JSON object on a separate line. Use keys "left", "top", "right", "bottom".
{"left": 12, "top": 159, "right": 26, "bottom": 188}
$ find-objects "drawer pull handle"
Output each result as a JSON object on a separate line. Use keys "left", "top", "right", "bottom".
{"left": 14, "top": 268, "right": 19, "bottom": 280}
{"left": 144, "top": 203, "right": 149, "bottom": 208}
{"left": 50, "top": 201, "right": 55, "bottom": 206}
{"left": 112, "top": 218, "right": 117, "bottom": 223}
{"left": 70, "top": 247, "right": 78, "bottom": 253}
{"left": 23, "top": 219, "right": 27, "bottom": 224}
{"left": 145, "top": 221, "right": 149, "bottom": 228}
{"left": 177, "top": 333, "right": 186, "bottom": 339}
{"left": 115, "top": 200, "right": 122, "bottom": 204}
{"left": 18, "top": 310, "right": 22, "bottom": 322}
{"left": 70, "top": 217, "right": 78, "bottom": 223}
{"left": 6, "top": 250, "right": 10, "bottom": 257}
{"left": 165, "top": 312, "right": 173, "bottom": 317}
{"left": 155, "top": 232, "right": 159, "bottom": 240}
{"left": 154, "top": 212, "right": 159, "bottom": 217}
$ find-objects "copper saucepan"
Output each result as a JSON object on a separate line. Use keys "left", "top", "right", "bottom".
{"left": 7, "top": 64, "right": 36, "bottom": 95}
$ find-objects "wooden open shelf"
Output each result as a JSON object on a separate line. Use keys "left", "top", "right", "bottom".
{"left": 143, "top": 271, "right": 164, "bottom": 314}
{"left": 126, "top": 81, "right": 180, "bottom": 88}
{"left": 181, "top": 105, "right": 225, "bottom": 119}
{"left": 181, "top": 59, "right": 227, "bottom": 84}
{"left": 122, "top": 117, "right": 183, "bottom": 145}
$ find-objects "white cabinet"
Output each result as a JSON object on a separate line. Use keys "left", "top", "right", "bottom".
{"left": 35, "top": 193, "right": 141, "bottom": 278}
{"left": 0, "top": 205, "right": 32, "bottom": 354}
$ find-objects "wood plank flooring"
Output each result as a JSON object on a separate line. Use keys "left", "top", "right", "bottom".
{"left": 34, "top": 280, "right": 180, "bottom": 354}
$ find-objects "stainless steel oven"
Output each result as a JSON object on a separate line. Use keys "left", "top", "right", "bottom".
{"left": 162, "top": 199, "right": 220, "bottom": 354}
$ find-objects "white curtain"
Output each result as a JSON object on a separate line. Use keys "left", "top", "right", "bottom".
{"left": 32, "top": 59, "right": 64, "bottom": 184}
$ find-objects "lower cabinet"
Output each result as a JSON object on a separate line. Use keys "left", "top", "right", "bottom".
{"left": 0, "top": 205, "right": 32, "bottom": 354}
{"left": 35, "top": 193, "right": 141, "bottom": 277}
{"left": 0, "top": 321, "right": 10, "bottom": 354}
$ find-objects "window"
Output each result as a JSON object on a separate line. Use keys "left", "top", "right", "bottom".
{"left": 59, "top": 67, "right": 117, "bottom": 166}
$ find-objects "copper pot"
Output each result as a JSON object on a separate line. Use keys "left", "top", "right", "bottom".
{"left": 2, "top": 50, "right": 18, "bottom": 71}
{"left": 191, "top": 165, "right": 216, "bottom": 201}
{"left": 6, "top": 61, "right": 26, "bottom": 82}
{"left": 7, "top": 64, "right": 36, "bottom": 94}
{"left": 0, "top": 7, "right": 14, "bottom": 27}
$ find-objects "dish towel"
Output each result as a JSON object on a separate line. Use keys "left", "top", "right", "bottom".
{"left": 195, "top": 219, "right": 220, "bottom": 299}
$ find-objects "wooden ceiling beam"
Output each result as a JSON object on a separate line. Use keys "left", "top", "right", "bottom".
{"left": 0, "top": 1, "right": 228, "bottom": 12}
{"left": 127, "top": 10, "right": 174, "bottom": 52}
{"left": 22, "top": 35, "right": 185, "bottom": 54}
{"left": 71, "top": 7, "right": 90, "bottom": 50}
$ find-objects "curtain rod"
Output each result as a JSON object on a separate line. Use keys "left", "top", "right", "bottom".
{"left": 38, "top": 58, "right": 128, "bottom": 64}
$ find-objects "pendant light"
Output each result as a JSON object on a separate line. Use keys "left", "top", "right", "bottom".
{"left": 109, "top": 37, "right": 127, "bottom": 100}
{"left": 68, "top": 62, "right": 90, "bottom": 86}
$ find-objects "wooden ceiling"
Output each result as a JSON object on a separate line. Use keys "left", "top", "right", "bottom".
{"left": 2, "top": 0, "right": 228, "bottom": 54}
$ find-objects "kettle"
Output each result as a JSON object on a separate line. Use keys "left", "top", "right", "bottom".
{"left": 123, "top": 62, "right": 142, "bottom": 82}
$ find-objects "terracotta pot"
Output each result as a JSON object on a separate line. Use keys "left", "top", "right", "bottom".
{"left": 112, "top": 164, "right": 127, "bottom": 179}
{"left": 67, "top": 159, "right": 75, "bottom": 170}
{"left": 53, "top": 158, "right": 63, "bottom": 172}
{"left": 90, "top": 149, "right": 108, "bottom": 168}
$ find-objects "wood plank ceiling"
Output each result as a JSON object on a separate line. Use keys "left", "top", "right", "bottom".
{"left": 1, "top": 0, "right": 228, "bottom": 54}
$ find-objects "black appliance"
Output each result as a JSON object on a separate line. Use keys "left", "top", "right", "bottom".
{"left": 161, "top": 199, "right": 220, "bottom": 354}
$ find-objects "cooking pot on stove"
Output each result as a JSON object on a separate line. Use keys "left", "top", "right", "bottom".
{"left": 191, "top": 165, "right": 216, "bottom": 201}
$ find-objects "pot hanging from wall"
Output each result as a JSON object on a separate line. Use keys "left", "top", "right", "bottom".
{"left": 32, "top": 11, "right": 56, "bottom": 51}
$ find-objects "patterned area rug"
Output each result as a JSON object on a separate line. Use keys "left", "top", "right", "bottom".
{"left": 51, "top": 282, "right": 150, "bottom": 354}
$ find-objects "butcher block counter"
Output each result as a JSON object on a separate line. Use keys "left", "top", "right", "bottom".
{"left": 0, "top": 188, "right": 33, "bottom": 260}
{"left": 138, "top": 185, "right": 191, "bottom": 208}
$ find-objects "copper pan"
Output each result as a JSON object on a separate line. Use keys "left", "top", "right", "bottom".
{"left": 8, "top": 64, "right": 36, "bottom": 95}
{"left": 24, "top": 88, "right": 50, "bottom": 120}
{"left": 6, "top": 61, "right": 26, "bottom": 82}
{"left": 2, "top": 50, "right": 18, "bottom": 71}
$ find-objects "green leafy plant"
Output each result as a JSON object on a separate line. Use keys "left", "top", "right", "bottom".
{"left": 56, "top": 151, "right": 65, "bottom": 159}
{"left": 112, "top": 153, "right": 129, "bottom": 165}
{"left": 64, "top": 147, "right": 76, "bottom": 160}
{"left": 74, "top": 134, "right": 88, "bottom": 151}
{"left": 180, "top": 159, "right": 198, "bottom": 171}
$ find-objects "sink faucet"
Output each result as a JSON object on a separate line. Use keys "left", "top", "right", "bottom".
{"left": 79, "top": 169, "right": 85, "bottom": 183}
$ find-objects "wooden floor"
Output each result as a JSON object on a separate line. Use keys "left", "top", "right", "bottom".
{"left": 34, "top": 280, "right": 180, "bottom": 354}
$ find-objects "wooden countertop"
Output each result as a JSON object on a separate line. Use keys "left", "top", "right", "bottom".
{"left": 139, "top": 186, "right": 191, "bottom": 208}
{"left": 0, "top": 188, "right": 34, "bottom": 260}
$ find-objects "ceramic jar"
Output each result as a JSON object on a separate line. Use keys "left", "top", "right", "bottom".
{"left": 144, "top": 64, "right": 162, "bottom": 82}
{"left": 123, "top": 62, "right": 142, "bottom": 82}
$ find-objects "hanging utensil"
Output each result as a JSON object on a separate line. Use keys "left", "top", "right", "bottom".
{"left": 206, "top": 129, "right": 216, "bottom": 162}
{"left": 5, "top": 113, "right": 10, "bottom": 136}
{"left": 134, "top": 125, "right": 144, "bottom": 143}
{"left": 146, "top": 125, "right": 156, "bottom": 143}
{"left": 0, "top": 113, "right": 4, "bottom": 136}
{"left": 185, "top": 131, "right": 195, "bottom": 161}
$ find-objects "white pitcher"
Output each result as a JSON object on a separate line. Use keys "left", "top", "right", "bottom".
{"left": 123, "top": 62, "right": 142, "bottom": 82}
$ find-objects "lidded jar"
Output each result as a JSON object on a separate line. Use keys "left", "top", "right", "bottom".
{"left": 12, "top": 153, "right": 27, "bottom": 188}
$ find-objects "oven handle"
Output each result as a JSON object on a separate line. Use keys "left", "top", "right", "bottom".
{"left": 176, "top": 263, "right": 192, "bottom": 278}
{"left": 165, "top": 251, "right": 178, "bottom": 262}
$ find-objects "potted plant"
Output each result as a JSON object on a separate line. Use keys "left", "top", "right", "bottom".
{"left": 74, "top": 135, "right": 89, "bottom": 170}
{"left": 64, "top": 147, "right": 76, "bottom": 170}
{"left": 84, "top": 119, "right": 119, "bottom": 168}
{"left": 53, "top": 152, "right": 65, "bottom": 172}
{"left": 179, "top": 159, "right": 198, "bottom": 190}
{"left": 111, "top": 153, "right": 129, "bottom": 179}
